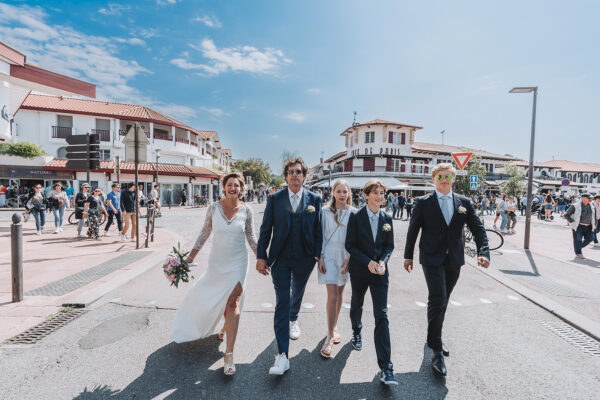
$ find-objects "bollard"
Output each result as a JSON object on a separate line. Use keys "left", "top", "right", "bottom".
{"left": 11, "top": 212, "right": 23, "bottom": 303}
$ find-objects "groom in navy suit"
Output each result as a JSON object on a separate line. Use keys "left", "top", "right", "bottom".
{"left": 404, "top": 163, "right": 490, "bottom": 376}
{"left": 257, "top": 157, "right": 323, "bottom": 375}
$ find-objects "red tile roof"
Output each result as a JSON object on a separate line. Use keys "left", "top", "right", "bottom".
{"left": 325, "top": 150, "right": 347, "bottom": 163}
{"left": 222, "top": 149, "right": 232, "bottom": 156}
{"left": 45, "top": 158, "right": 221, "bottom": 177}
{"left": 537, "top": 160, "right": 600, "bottom": 173}
{"left": 411, "top": 142, "right": 519, "bottom": 161}
{"left": 340, "top": 119, "right": 423, "bottom": 135}
{"left": 19, "top": 94, "right": 211, "bottom": 140}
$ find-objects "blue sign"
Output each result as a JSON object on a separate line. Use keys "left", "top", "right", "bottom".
{"left": 470, "top": 175, "right": 478, "bottom": 184}
{"left": 561, "top": 178, "right": 570, "bottom": 186}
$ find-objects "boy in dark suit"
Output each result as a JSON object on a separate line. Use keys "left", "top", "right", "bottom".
{"left": 345, "top": 180, "right": 397, "bottom": 386}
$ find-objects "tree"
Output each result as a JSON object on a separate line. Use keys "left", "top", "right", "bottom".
{"left": 502, "top": 162, "right": 524, "bottom": 197}
{"left": 270, "top": 174, "right": 285, "bottom": 188}
{"left": 451, "top": 154, "right": 487, "bottom": 195}
{"left": 233, "top": 158, "right": 272, "bottom": 185}
{"left": 0, "top": 141, "right": 45, "bottom": 158}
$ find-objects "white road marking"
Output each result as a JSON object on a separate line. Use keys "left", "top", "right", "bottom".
{"left": 109, "top": 297, "right": 121, "bottom": 303}
{"left": 261, "top": 302, "right": 273, "bottom": 308}
{"left": 302, "top": 302, "right": 314, "bottom": 309}
{"left": 479, "top": 298, "right": 493, "bottom": 304}
{"left": 507, "top": 295, "right": 520, "bottom": 301}
{"left": 415, "top": 301, "right": 427, "bottom": 307}
{"left": 387, "top": 304, "right": 392, "bottom": 308}
{"left": 501, "top": 249, "right": 523, "bottom": 254}
{"left": 144, "top": 300, "right": 156, "bottom": 306}
{"left": 342, "top": 302, "right": 351, "bottom": 309}
{"left": 450, "top": 300, "right": 461, "bottom": 306}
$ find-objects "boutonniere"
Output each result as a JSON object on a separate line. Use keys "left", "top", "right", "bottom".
{"left": 382, "top": 223, "right": 391, "bottom": 232}
{"left": 306, "top": 205, "right": 315, "bottom": 214}
{"left": 458, "top": 206, "right": 467, "bottom": 214}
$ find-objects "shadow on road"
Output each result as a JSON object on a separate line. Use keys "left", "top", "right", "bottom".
{"left": 73, "top": 337, "right": 447, "bottom": 399}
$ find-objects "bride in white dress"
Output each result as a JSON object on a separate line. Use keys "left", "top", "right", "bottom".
{"left": 170, "top": 173, "right": 257, "bottom": 376}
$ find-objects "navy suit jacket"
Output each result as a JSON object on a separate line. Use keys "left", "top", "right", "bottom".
{"left": 404, "top": 191, "right": 490, "bottom": 267}
{"left": 257, "top": 188, "right": 323, "bottom": 266}
{"left": 345, "top": 206, "right": 394, "bottom": 277}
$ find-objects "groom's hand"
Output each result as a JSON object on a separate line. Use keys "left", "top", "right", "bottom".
{"left": 256, "top": 259, "right": 270, "bottom": 276}
{"left": 404, "top": 259, "right": 413, "bottom": 273}
{"left": 477, "top": 257, "right": 490, "bottom": 268}
{"left": 368, "top": 261, "right": 379, "bottom": 275}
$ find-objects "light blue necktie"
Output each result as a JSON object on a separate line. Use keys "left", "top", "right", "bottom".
{"left": 441, "top": 196, "right": 451, "bottom": 225}
{"left": 291, "top": 194, "right": 299, "bottom": 212}
{"left": 370, "top": 213, "right": 378, "bottom": 240}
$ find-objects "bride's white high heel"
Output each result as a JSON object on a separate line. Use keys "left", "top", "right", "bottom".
{"left": 224, "top": 352, "right": 236, "bottom": 376}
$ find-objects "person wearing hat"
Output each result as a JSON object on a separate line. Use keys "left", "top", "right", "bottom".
{"left": 49, "top": 183, "right": 70, "bottom": 233}
{"left": 75, "top": 183, "right": 91, "bottom": 238}
{"left": 564, "top": 193, "right": 596, "bottom": 259}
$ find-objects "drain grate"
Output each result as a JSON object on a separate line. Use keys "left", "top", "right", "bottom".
{"left": 540, "top": 321, "right": 600, "bottom": 357}
{"left": 3, "top": 309, "right": 87, "bottom": 345}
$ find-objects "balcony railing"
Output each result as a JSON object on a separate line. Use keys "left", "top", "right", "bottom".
{"left": 153, "top": 132, "right": 172, "bottom": 141}
{"left": 92, "top": 129, "right": 110, "bottom": 142}
{"left": 52, "top": 126, "right": 72, "bottom": 138}
{"left": 175, "top": 137, "right": 189, "bottom": 145}
{"left": 190, "top": 141, "right": 198, "bottom": 147}
{"left": 119, "top": 129, "right": 150, "bottom": 138}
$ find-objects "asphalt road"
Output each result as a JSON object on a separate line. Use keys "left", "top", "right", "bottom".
{"left": 1, "top": 204, "right": 599, "bottom": 399}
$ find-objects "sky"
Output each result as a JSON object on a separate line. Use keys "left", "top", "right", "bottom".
{"left": 1, "top": 0, "right": 598, "bottom": 172}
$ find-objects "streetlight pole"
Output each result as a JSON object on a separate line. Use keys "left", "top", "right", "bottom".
{"left": 509, "top": 86, "right": 538, "bottom": 250}
{"left": 154, "top": 149, "right": 160, "bottom": 185}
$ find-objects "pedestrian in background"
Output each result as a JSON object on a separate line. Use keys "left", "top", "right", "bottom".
{"left": 497, "top": 194, "right": 509, "bottom": 234}
{"left": 49, "top": 183, "right": 69, "bottom": 233}
{"left": 75, "top": 183, "right": 90, "bottom": 238}
{"left": 391, "top": 193, "right": 400, "bottom": 219}
{"left": 557, "top": 193, "right": 567, "bottom": 216}
{"left": 544, "top": 194, "right": 555, "bottom": 221}
{"left": 65, "top": 182, "right": 75, "bottom": 207}
{"left": 385, "top": 191, "right": 393, "bottom": 214}
{"left": 593, "top": 195, "right": 600, "bottom": 247}
{"left": 405, "top": 195, "right": 414, "bottom": 219}
{"left": 520, "top": 194, "right": 527, "bottom": 216}
{"left": 507, "top": 196, "right": 518, "bottom": 233}
{"left": 121, "top": 182, "right": 137, "bottom": 241}
{"left": 180, "top": 187, "right": 187, "bottom": 206}
{"left": 83, "top": 187, "right": 108, "bottom": 240}
{"left": 398, "top": 192, "right": 406, "bottom": 220}
{"left": 104, "top": 183, "right": 122, "bottom": 236}
{"left": 564, "top": 194, "right": 596, "bottom": 259}
{"left": 27, "top": 184, "right": 48, "bottom": 235}
{"left": 0, "top": 182, "right": 6, "bottom": 207}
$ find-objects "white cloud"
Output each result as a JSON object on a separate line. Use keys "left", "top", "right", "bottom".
{"left": 270, "top": 134, "right": 280, "bottom": 139}
{"left": 157, "top": 0, "right": 179, "bottom": 5}
{"left": 199, "top": 106, "right": 229, "bottom": 117}
{"left": 283, "top": 112, "right": 306, "bottom": 122}
{"left": 98, "top": 4, "right": 131, "bottom": 16}
{"left": 114, "top": 37, "right": 146, "bottom": 46}
{"left": 137, "top": 28, "right": 159, "bottom": 39}
{"left": 306, "top": 88, "right": 320, "bottom": 95}
{"left": 192, "top": 15, "right": 222, "bottom": 28}
{"left": 0, "top": 4, "right": 194, "bottom": 122}
{"left": 170, "top": 39, "right": 291, "bottom": 76}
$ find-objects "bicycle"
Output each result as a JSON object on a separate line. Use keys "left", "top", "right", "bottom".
{"left": 463, "top": 214, "right": 504, "bottom": 257}
{"left": 193, "top": 195, "right": 208, "bottom": 207}
{"left": 68, "top": 210, "right": 106, "bottom": 226}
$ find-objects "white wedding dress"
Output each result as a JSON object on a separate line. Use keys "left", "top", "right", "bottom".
{"left": 170, "top": 202, "right": 257, "bottom": 343}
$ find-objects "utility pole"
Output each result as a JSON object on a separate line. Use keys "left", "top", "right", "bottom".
{"left": 441, "top": 130, "right": 446, "bottom": 145}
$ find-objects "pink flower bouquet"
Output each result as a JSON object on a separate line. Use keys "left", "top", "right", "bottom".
{"left": 163, "top": 243, "right": 193, "bottom": 288}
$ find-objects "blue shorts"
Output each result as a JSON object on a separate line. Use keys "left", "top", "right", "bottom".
{"left": 544, "top": 204, "right": 553, "bottom": 210}
{"left": 558, "top": 205, "right": 566, "bottom": 211}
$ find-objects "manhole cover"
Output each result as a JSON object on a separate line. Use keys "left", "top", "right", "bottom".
{"left": 540, "top": 321, "right": 600, "bottom": 357}
{"left": 3, "top": 309, "right": 87, "bottom": 345}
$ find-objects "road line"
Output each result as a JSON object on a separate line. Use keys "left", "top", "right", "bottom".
{"left": 479, "top": 298, "right": 493, "bottom": 304}
{"left": 450, "top": 300, "right": 461, "bottom": 306}
{"left": 415, "top": 301, "right": 427, "bottom": 307}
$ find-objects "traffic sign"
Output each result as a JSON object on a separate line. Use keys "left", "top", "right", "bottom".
{"left": 65, "top": 135, "right": 88, "bottom": 145}
{"left": 66, "top": 159, "right": 100, "bottom": 170}
{"left": 65, "top": 133, "right": 101, "bottom": 171}
{"left": 456, "top": 170, "right": 468, "bottom": 176}
{"left": 452, "top": 152, "right": 473, "bottom": 170}
{"left": 470, "top": 182, "right": 478, "bottom": 191}
{"left": 561, "top": 178, "right": 570, "bottom": 186}
{"left": 470, "top": 175, "right": 478, "bottom": 184}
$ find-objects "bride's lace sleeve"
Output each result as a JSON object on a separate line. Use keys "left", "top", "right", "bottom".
{"left": 244, "top": 206, "right": 258, "bottom": 250}
{"left": 193, "top": 203, "right": 215, "bottom": 251}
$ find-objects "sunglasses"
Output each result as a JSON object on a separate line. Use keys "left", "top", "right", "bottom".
{"left": 436, "top": 174, "right": 454, "bottom": 181}
{"left": 287, "top": 169, "right": 303, "bottom": 175}
{"left": 35, "top": 186, "right": 42, "bottom": 189}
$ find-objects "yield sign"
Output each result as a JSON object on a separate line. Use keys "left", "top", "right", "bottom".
{"left": 452, "top": 152, "right": 473, "bottom": 170}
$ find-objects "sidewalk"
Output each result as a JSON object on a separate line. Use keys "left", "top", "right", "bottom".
{"left": 0, "top": 213, "right": 176, "bottom": 343}
{"left": 471, "top": 214, "right": 600, "bottom": 339}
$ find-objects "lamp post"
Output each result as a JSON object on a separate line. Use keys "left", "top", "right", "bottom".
{"left": 154, "top": 149, "right": 161, "bottom": 184}
{"left": 509, "top": 86, "right": 538, "bottom": 250}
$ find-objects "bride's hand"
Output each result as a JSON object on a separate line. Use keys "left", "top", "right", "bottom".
{"left": 340, "top": 258, "right": 349, "bottom": 274}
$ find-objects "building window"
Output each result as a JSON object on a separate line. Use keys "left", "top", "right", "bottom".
{"left": 391, "top": 159, "right": 401, "bottom": 172}
{"left": 363, "top": 157, "right": 375, "bottom": 171}
{"left": 388, "top": 132, "right": 405, "bottom": 145}
{"left": 100, "top": 149, "right": 111, "bottom": 161}
{"left": 364, "top": 131, "right": 375, "bottom": 143}
{"left": 583, "top": 174, "right": 589, "bottom": 183}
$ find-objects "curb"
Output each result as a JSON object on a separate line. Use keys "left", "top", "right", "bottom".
{"left": 466, "top": 258, "right": 600, "bottom": 342}
{"left": 62, "top": 230, "right": 185, "bottom": 308}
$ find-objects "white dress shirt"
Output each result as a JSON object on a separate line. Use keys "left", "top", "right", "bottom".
{"left": 289, "top": 187, "right": 304, "bottom": 212}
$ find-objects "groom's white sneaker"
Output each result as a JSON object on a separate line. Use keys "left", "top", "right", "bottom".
{"left": 269, "top": 353, "right": 290, "bottom": 375}
{"left": 289, "top": 320, "right": 301, "bottom": 340}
